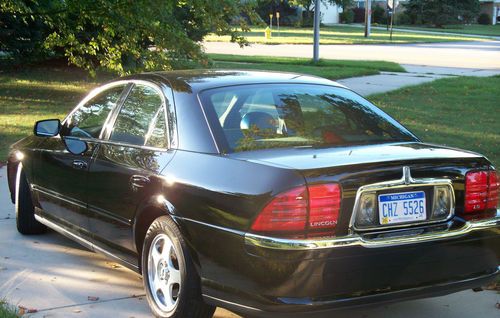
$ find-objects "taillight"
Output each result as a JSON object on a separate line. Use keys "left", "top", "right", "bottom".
{"left": 251, "top": 184, "right": 341, "bottom": 234}
{"left": 486, "top": 171, "right": 499, "bottom": 209}
{"left": 308, "top": 184, "right": 341, "bottom": 230}
{"left": 464, "top": 170, "right": 498, "bottom": 213}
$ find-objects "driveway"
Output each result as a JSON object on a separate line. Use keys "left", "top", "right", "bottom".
{"left": 0, "top": 167, "right": 498, "bottom": 317}
{"left": 203, "top": 40, "right": 500, "bottom": 69}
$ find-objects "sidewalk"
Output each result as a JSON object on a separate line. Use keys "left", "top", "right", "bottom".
{"left": 339, "top": 64, "right": 500, "bottom": 96}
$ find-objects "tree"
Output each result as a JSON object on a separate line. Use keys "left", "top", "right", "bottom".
{"left": 1, "top": 0, "right": 257, "bottom": 75}
{"left": 405, "top": 0, "right": 480, "bottom": 27}
{"left": 0, "top": 0, "right": 56, "bottom": 63}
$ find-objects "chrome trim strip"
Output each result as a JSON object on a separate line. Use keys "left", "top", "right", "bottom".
{"left": 34, "top": 214, "right": 138, "bottom": 270}
{"left": 175, "top": 217, "right": 246, "bottom": 237}
{"left": 32, "top": 185, "right": 87, "bottom": 209}
{"left": 349, "top": 166, "right": 455, "bottom": 233}
{"left": 35, "top": 214, "right": 94, "bottom": 250}
{"left": 195, "top": 93, "right": 220, "bottom": 154}
{"left": 202, "top": 294, "right": 263, "bottom": 313}
{"left": 244, "top": 210, "right": 500, "bottom": 250}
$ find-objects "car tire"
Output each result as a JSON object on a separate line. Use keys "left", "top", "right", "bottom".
{"left": 142, "top": 216, "right": 215, "bottom": 318}
{"left": 15, "top": 165, "right": 47, "bottom": 235}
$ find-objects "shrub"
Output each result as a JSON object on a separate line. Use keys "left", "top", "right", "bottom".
{"left": 372, "top": 5, "right": 387, "bottom": 24}
{"left": 340, "top": 9, "right": 354, "bottom": 24}
{"left": 404, "top": 0, "right": 480, "bottom": 27}
{"left": 477, "top": 13, "right": 491, "bottom": 25}
{"left": 352, "top": 7, "right": 365, "bottom": 23}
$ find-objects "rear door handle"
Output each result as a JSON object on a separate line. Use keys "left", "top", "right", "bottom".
{"left": 130, "top": 175, "right": 150, "bottom": 189}
{"left": 72, "top": 160, "right": 88, "bottom": 170}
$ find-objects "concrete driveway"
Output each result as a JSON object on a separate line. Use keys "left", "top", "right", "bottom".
{"left": 0, "top": 167, "right": 498, "bottom": 317}
{"left": 203, "top": 40, "right": 500, "bottom": 69}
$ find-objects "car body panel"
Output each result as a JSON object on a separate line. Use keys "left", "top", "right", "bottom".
{"left": 86, "top": 143, "right": 175, "bottom": 264}
{"left": 6, "top": 70, "right": 500, "bottom": 317}
{"left": 227, "top": 142, "right": 483, "bottom": 170}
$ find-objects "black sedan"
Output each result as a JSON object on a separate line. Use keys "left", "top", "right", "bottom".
{"left": 6, "top": 70, "right": 500, "bottom": 318}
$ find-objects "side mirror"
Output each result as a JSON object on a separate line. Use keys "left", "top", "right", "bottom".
{"left": 34, "top": 119, "right": 61, "bottom": 137}
{"left": 63, "top": 137, "right": 88, "bottom": 155}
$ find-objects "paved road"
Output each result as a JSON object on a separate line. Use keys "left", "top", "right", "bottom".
{"left": 204, "top": 40, "right": 500, "bottom": 69}
{"left": 0, "top": 167, "right": 499, "bottom": 317}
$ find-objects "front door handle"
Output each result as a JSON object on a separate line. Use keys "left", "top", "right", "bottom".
{"left": 72, "top": 160, "right": 88, "bottom": 170}
{"left": 130, "top": 175, "right": 150, "bottom": 190}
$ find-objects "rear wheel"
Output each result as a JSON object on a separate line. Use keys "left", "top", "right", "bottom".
{"left": 15, "top": 164, "right": 46, "bottom": 235}
{"left": 142, "top": 216, "right": 215, "bottom": 318}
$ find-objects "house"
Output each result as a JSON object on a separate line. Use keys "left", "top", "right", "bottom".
{"left": 319, "top": 2, "right": 342, "bottom": 24}
{"left": 480, "top": 0, "right": 500, "bottom": 24}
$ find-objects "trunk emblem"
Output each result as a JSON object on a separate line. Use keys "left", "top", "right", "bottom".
{"left": 403, "top": 166, "right": 412, "bottom": 185}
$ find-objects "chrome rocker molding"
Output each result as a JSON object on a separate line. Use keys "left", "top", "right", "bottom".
{"left": 34, "top": 213, "right": 138, "bottom": 270}
{"left": 349, "top": 166, "right": 455, "bottom": 233}
{"left": 244, "top": 209, "right": 500, "bottom": 251}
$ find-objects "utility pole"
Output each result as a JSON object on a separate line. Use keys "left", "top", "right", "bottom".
{"left": 390, "top": 0, "right": 397, "bottom": 41}
{"left": 364, "top": 0, "right": 371, "bottom": 38}
{"left": 313, "top": 0, "right": 320, "bottom": 62}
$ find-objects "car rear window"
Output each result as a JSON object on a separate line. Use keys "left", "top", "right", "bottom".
{"left": 199, "top": 84, "right": 417, "bottom": 153}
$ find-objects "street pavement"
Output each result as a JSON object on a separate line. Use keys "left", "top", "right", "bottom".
{"left": 0, "top": 168, "right": 499, "bottom": 317}
{"left": 203, "top": 40, "right": 500, "bottom": 69}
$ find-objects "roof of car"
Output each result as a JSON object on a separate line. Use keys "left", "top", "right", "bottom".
{"left": 120, "top": 69, "right": 344, "bottom": 93}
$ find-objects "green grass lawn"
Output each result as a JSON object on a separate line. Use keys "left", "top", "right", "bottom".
{"left": 370, "top": 76, "right": 500, "bottom": 167}
{"left": 0, "top": 300, "right": 17, "bottom": 318}
{"left": 396, "top": 24, "right": 500, "bottom": 37}
{"left": 205, "top": 25, "right": 489, "bottom": 44}
{"left": 0, "top": 67, "right": 110, "bottom": 161}
{"left": 209, "top": 53, "right": 405, "bottom": 79}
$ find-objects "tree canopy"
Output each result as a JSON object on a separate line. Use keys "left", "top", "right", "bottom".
{"left": 1, "top": 0, "right": 257, "bottom": 75}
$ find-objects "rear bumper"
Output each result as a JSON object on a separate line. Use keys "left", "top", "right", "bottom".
{"left": 244, "top": 210, "right": 500, "bottom": 250}
{"left": 179, "top": 212, "right": 500, "bottom": 317}
{"left": 203, "top": 269, "right": 499, "bottom": 318}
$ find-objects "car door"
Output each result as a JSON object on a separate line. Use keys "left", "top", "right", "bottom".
{"left": 33, "top": 83, "right": 129, "bottom": 235}
{"left": 86, "top": 82, "right": 176, "bottom": 264}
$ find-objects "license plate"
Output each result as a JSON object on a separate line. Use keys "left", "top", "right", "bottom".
{"left": 378, "top": 191, "right": 426, "bottom": 225}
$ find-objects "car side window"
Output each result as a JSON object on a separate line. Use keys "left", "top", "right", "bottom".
{"left": 65, "top": 85, "right": 125, "bottom": 139}
{"left": 109, "top": 84, "right": 167, "bottom": 147}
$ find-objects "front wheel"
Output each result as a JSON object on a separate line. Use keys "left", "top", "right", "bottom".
{"left": 15, "top": 164, "right": 46, "bottom": 235}
{"left": 142, "top": 216, "right": 215, "bottom": 318}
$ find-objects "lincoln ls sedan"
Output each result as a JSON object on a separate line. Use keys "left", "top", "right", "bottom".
{"left": 6, "top": 70, "right": 500, "bottom": 318}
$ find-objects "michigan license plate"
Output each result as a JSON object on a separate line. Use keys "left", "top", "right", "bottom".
{"left": 378, "top": 191, "right": 426, "bottom": 225}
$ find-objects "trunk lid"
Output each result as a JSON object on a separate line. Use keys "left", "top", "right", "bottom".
{"left": 228, "top": 142, "right": 485, "bottom": 170}
{"left": 230, "top": 142, "right": 492, "bottom": 236}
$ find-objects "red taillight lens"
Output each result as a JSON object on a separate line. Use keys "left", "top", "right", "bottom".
{"left": 250, "top": 186, "right": 308, "bottom": 232}
{"left": 486, "top": 171, "right": 499, "bottom": 209}
{"left": 308, "top": 184, "right": 341, "bottom": 230}
{"left": 465, "top": 170, "right": 498, "bottom": 213}
{"left": 251, "top": 184, "right": 341, "bottom": 234}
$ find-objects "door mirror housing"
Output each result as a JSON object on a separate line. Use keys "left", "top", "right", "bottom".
{"left": 34, "top": 119, "right": 61, "bottom": 137}
{"left": 63, "top": 137, "right": 88, "bottom": 155}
